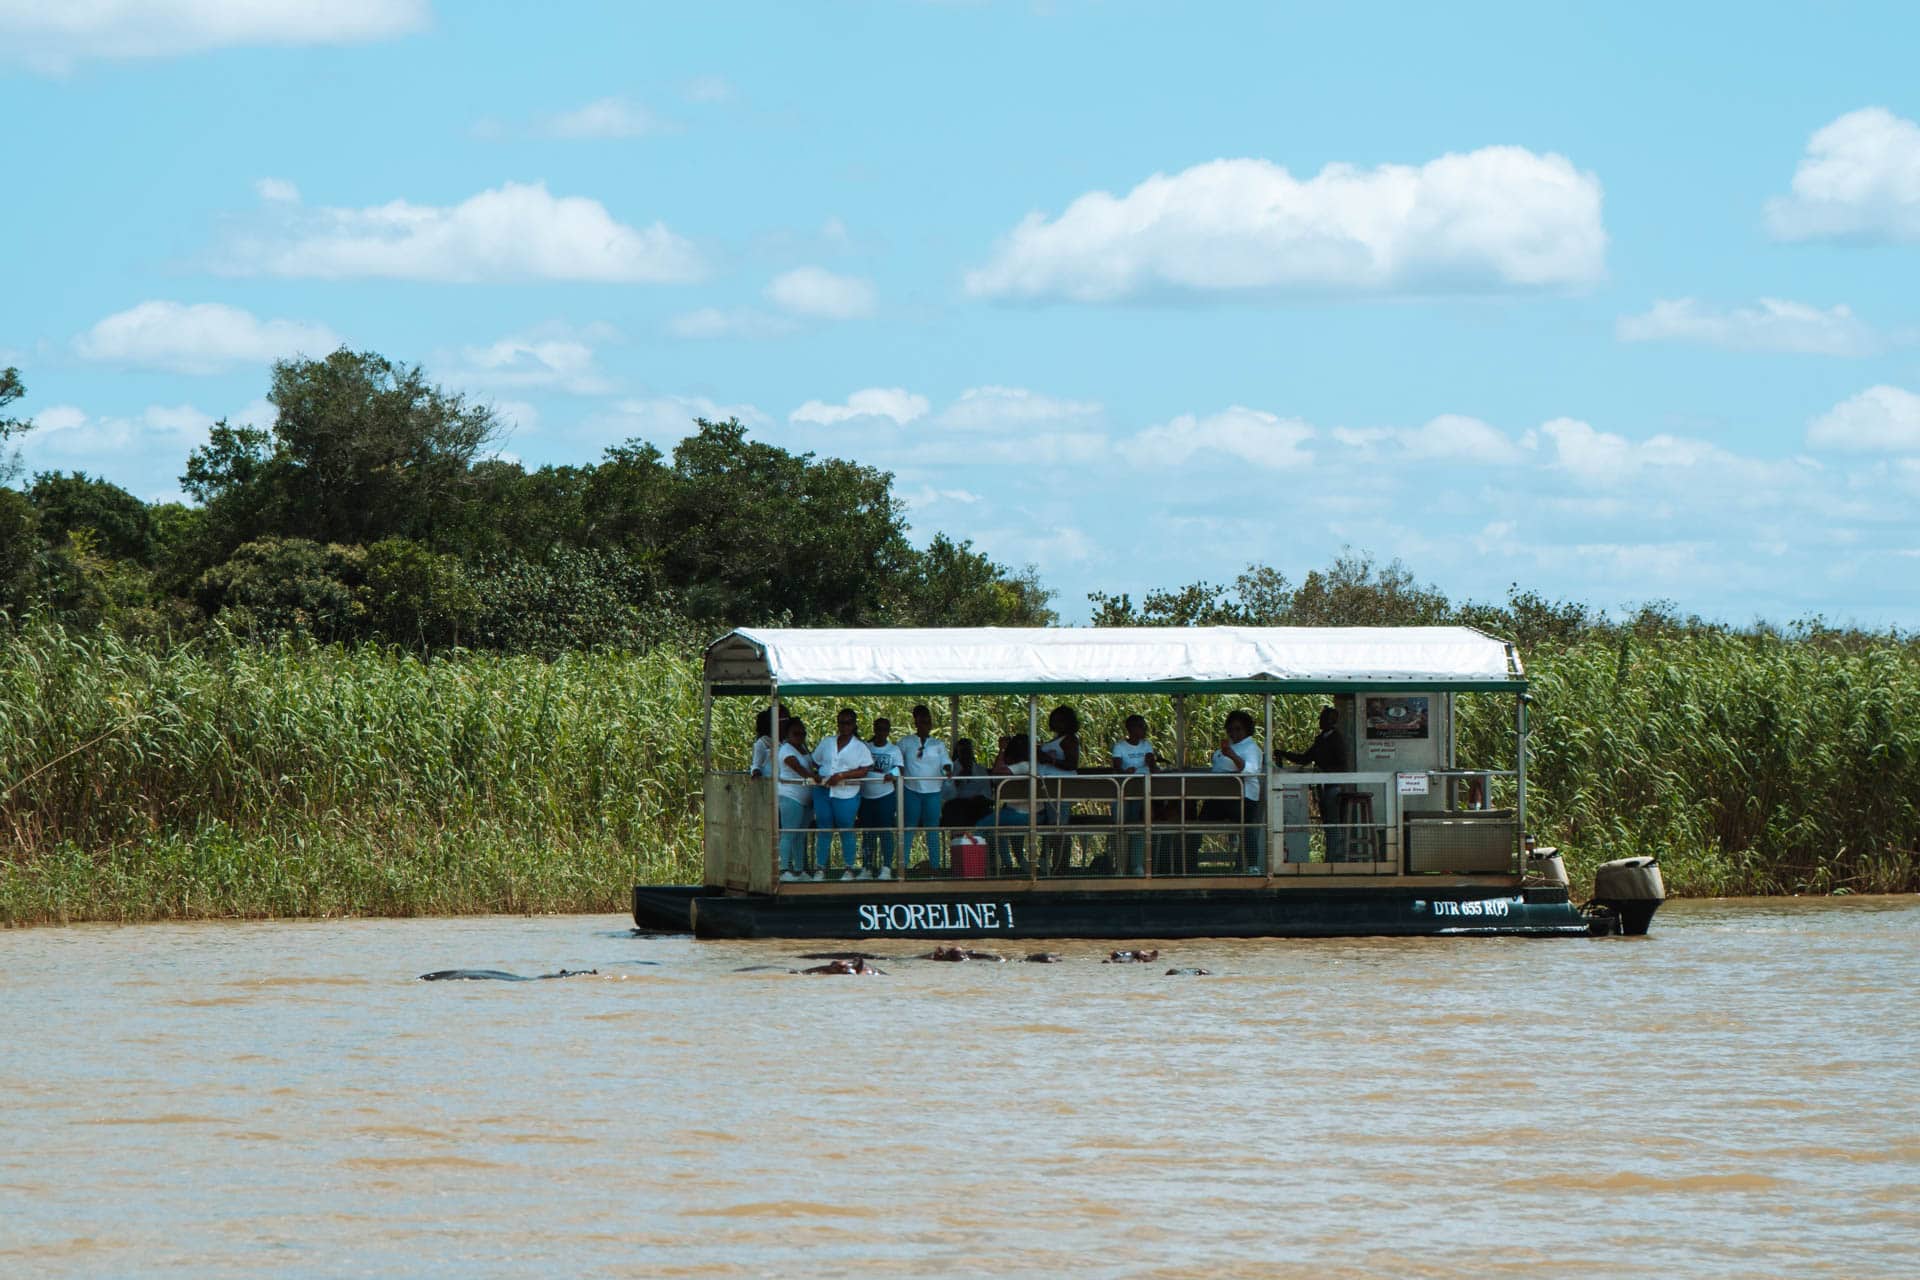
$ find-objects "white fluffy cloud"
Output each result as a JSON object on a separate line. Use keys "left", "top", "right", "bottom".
{"left": 667, "top": 307, "right": 798, "bottom": 340}
{"left": 936, "top": 385, "right": 1101, "bottom": 430}
{"left": 1808, "top": 386, "right": 1920, "bottom": 452}
{"left": 766, "top": 266, "right": 877, "bottom": 319}
{"left": 790, "top": 388, "right": 930, "bottom": 426}
{"left": 1119, "top": 406, "right": 1315, "bottom": 469}
{"left": 74, "top": 301, "right": 340, "bottom": 374}
{"left": 444, "top": 331, "right": 612, "bottom": 395}
{"left": 1766, "top": 108, "right": 1920, "bottom": 243}
{"left": 0, "top": 0, "right": 427, "bottom": 71}
{"left": 539, "top": 96, "right": 670, "bottom": 139}
{"left": 1330, "top": 413, "right": 1525, "bottom": 464}
{"left": 254, "top": 177, "right": 300, "bottom": 203}
{"left": 966, "top": 147, "right": 1606, "bottom": 302}
{"left": 223, "top": 181, "right": 702, "bottom": 283}
{"left": 19, "top": 402, "right": 216, "bottom": 491}
{"left": 1617, "top": 297, "right": 1879, "bottom": 357}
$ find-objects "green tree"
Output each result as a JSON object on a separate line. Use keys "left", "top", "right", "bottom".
{"left": 194, "top": 538, "right": 369, "bottom": 641}
{"left": 899, "top": 533, "right": 1056, "bottom": 626}
{"left": 2, "top": 366, "right": 34, "bottom": 487}
{"left": 27, "top": 472, "right": 155, "bottom": 562}
{"left": 362, "top": 538, "right": 480, "bottom": 649}
{"left": 180, "top": 350, "right": 499, "bottom": 564}
{"left": 0, "top": 488, "right": 36, "bottom": 616}
{"left": 652, "top": 418, "right": 911, "bottom": 626}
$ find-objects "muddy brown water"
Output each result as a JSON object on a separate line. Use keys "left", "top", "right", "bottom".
{"left": 4, "top": 898, "right": 1916, "bottom": 1278}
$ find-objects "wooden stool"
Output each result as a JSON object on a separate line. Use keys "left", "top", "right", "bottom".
{"left": 1334, "top": 792, "right": 1376, "bottom": 861}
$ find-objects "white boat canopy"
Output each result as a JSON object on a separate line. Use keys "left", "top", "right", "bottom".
{"left": 705, "top": 626, "right": 1524, "bottom": 695}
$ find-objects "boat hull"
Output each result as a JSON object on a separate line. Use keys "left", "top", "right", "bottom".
{"left": 632, "top": 883, "right": 1599, "bottom": 940}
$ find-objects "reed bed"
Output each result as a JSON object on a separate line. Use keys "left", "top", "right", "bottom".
{"left": 3, "top": 622, "right": 1916, "bottom": 924}
{"left": 0, "top": 621, "right": 704, "bottom": 923}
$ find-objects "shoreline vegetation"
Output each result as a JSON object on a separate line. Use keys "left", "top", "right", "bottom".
{"left": 4, "top": 620, "right": 1915, "bottom": 926}
{"left": 4, "top": 355, "right": 1918, "bottom": 924}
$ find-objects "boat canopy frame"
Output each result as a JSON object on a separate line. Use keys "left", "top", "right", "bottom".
{"left": 697, "top": 625, "right": 1533, "bottom": 893}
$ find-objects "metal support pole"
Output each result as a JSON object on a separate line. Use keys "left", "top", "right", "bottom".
{"left": 1262, "top": 693, "right": 1274, "bottom": 879}
{"left": 1173, "top": 694, "right": 1187, "bottom": 770}
{"left": 701, "top": 682, "right": 713, "bottom": 774}
{"left": 1143, "top": 770, "right": 1153, "bottom": 881}
{"left": 1515, "top": 693, "right": 1528, "bottom": 848}
{"left": 1027, "top": 694, "right": 1039, "bottom": 882}
{"left": 769, "top": 681, "right": 781, "bottom": 889}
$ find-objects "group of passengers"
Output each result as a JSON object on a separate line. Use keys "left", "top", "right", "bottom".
{"left": 755, "top": 704, "right": 956, "bottom": 883}
{"left": 753, "top": 700, "right": 1306, "bottom": 882}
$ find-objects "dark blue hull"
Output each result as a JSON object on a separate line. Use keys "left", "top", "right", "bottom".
{"left": 632, "top": 883, "right": 1605, "bottom": 940}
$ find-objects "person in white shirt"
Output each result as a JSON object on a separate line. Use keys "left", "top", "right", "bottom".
{"left": 1110, "top": 714, "right": 1157, "bottom": 876}
{"left": 898, "top": 704, "right": 952, "bottom": 872}
{"left": 857, "top": 717, "right": 904, "bottom": 880}
{"left": 1207, "top": 709, "right": 1265, "bottom": 873}
{"left": 775, "top": 717, "right": 817, "bottom": 881}
{"left": 749, "top": 706, "right": 775, "bottom": 778}
{"left": 810, "top": 708, "right": 873, "bottom": 880}
{"left": 977, "top": 734, "right": 1036, "bottom": 873}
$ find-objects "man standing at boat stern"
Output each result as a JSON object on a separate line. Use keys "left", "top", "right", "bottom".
{"left": 857, "top": 717, "right": 904, "bottom": 880}
{"left": 1278, "top": 706, "right": 1350, "bottom": 862}
{"left": 899, "top": 704, "right": 952, "bottom": 872}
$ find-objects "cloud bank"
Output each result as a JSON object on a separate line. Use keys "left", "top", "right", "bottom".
{"left": 0, "top": 0, "right": 428, "bottom": 71}
{"left": 1617, "top": 297, "right": 1880, "bottom": 357}
{"left": 223, "top": 181, "right": 702, "bottom": 283}
{"left": 966, "top": 147, "right": 1606, "bottom": 302}
{"left": 74, "top": 301, "right": 340, "bottom": 374}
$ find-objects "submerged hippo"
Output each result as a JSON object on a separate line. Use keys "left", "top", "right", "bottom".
{"left": 1164, "top": 968, "right": 1211, "bottom": 976}
{"left": 1103, "top": 949, "right": 1161, "bottom": 964}
{"left": 801, "top": 959, "right": 886, "bottom": 975}
{"left": 921, "top": 946, "right": 1005, "bottom": 962}
{"left": 1024, "top": 953, "right": 1063, "bottom": 964}
{"left": 419, "top": 968, "right": 598, "bottom": 982}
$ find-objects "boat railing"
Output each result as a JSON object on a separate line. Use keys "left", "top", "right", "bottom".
{"left": 753, "top": 767, "right": 1412, "bottom": 884}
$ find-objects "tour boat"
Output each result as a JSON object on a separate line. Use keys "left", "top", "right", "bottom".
{"left": 631, "top": 627, "right": 1664, "bottom": 940}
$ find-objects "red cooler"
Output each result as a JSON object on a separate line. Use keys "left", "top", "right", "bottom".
{"left": 950, "top": 835, "right": 987, "bottom": 878}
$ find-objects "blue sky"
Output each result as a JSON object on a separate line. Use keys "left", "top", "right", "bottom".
{"left": 5, "top": 1, "right": 1920, "bottom": 625}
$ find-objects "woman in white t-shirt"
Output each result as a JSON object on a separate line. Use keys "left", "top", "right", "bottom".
{"left": 1207, "top": 709, "right": 1265, "bottom": 873}
{"left": 899, "top": 704, "right": 952, "bottom": 871}
{"left": 776, "top": 717, "right": 817, "bottom": 881}
{"left": 1110, "top": 713, "right": 1157, "bottom": 876}
{"left": 809, "top": 708, "right": 873, "bottom": 880}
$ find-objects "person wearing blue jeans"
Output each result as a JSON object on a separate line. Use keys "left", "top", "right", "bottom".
{"left": 775, "top": 717, "right": 815, "bottom": 881}
{"left": 856, "top": 717, "right": 903, "bottom": 879}
{"left": 810, "top": 708, "right": 874, "bottom": 880}
{"left": 899, "top": 705, "right": 952, "bottom": 871}
{"left": 1207, "top": 709, "right": 1266, "bottom": 875}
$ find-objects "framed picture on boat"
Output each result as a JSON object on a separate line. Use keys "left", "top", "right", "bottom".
{"left": 1364, "top": 695, "right": 1430, "bottom": 740}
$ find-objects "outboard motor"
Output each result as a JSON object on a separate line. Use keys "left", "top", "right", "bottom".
{"left": 1590, "top": 855, "right": 1665, "bottom": 936}
{"left": 1525, "top": 843, "right": 1569, "bottom": 888}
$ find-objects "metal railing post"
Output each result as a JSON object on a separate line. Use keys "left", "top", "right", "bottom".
{"left": 1027, "top": 694, "right": 1039, "bottom": 882}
